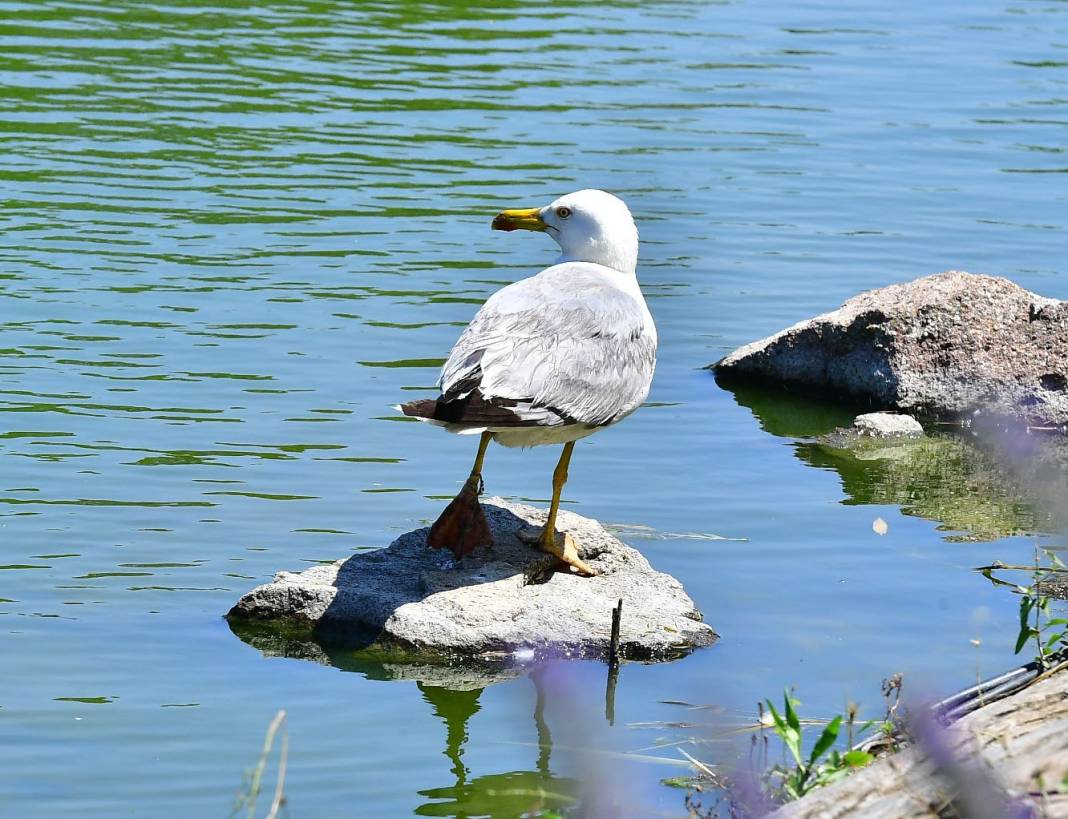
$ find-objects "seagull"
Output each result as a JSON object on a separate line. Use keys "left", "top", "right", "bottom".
{"left": 400, "top": 189, "right": 657, "bottom": 576}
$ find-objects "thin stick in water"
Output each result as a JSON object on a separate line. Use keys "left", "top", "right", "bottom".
{"left": 609, "top": 598, "right": 623, "bottom": 668}
{"left": 605, "top": 598, "right": 623, "bottom": 725}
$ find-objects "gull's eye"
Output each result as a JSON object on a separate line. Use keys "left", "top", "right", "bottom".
{"left": 555, "top": 206, "right": 572, "bottom": 220}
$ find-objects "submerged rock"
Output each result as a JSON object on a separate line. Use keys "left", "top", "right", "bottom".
{"left": 802, "top": 434, "right": 1052, "bottom": 542}
{"left": 852, "top": 412, "right": 923, "bottom": 438}
{"left": 819, "top": 412, "right": 923, "bottom": 450}
{"left": 712, "top": 271, "right": 1068, "bottom": 428}
{"left": 723, "top": 382, "right": 1068, "bottom": 542}
{"left": 227, "top": 498, "right": 716, "bottom": 663}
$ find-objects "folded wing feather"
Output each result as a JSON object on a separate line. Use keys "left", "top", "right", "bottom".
{"left": 426, "top": 262, "right": 656, "bottom": 429}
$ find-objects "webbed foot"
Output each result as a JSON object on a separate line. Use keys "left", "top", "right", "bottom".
{"left": 428, "top": 474, "right": 492, "bottom": 558}
{"left": 518, "top": 525, "right": 597, "bottom": 577}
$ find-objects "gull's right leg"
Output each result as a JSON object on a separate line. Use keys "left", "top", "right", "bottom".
{"left": 427, "top": 431, "right": 493, "bottom": 558}
{"left": 517, "top": 441, "right": 597, "bottom": 577}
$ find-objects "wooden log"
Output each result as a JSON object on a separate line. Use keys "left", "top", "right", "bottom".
{"left": 770, "top": 667, "right": 1068, "bottom": 818}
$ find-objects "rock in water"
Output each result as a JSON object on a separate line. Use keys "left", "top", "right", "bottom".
{"left": 817, "top": 412, "right": 924, "bottom": 450}
{"left": 712, "top": 271, "right": 1068, "bottom": 428}
{"left": 852, "top": 412, "right": 923, "bottom": 438}
{"left": 227, "top": 498, "right": 716, "bottom": 663}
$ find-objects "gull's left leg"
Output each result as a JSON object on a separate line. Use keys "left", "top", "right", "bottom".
{"left": 427, "top": 431, "right": 493, "bottom": 558}
{"left": 519, "top": 441, "right": 596, "bottom": 576}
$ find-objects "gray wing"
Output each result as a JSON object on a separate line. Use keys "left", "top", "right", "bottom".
{"left": 438, "top": 263, "right": 657, "bottom": 428}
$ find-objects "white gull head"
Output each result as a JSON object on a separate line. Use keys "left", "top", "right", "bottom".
{"left": 492, "top": 188, "right": 639, "bottom": 276}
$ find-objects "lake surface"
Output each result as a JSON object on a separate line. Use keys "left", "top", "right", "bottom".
{"left": 2, "top": 1, "right": 1066, "bottom": 815}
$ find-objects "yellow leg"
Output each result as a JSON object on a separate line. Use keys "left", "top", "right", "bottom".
{"left": 523, "top": 442, "right": 595, "bottom": 576}
{"left": 471, "top": 431, "right": 491, "bottom": 479}
{"left": 540, "top": 441, "right": 574, "bottom": 548}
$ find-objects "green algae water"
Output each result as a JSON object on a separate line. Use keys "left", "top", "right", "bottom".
{"left": 2, "top": 1, "right": 1067, "bottom": 815}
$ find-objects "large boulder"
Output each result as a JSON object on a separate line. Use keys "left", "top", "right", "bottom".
{"left": 712, "top": 271, "right": 1068, "bottom": 427}
{"left": 227, "top": 498, "right": 716, "bottom": 664}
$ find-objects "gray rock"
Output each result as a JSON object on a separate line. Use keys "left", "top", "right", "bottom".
{"left": 713, "top": 271, "right": 1068, "bottom": 427}
{"left": 852, "top": 412, "right": 923, "bottom": 438}
{"left": 227, "top": 498, "right": 716, "bottom": 664}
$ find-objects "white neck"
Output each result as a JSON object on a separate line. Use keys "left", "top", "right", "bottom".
{"left": 554, "top": 223, "right": 639, "bottom": 276}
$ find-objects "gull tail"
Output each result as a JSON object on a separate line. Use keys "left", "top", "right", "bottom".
{"left": 396, "top": 399, "right": 441, "bottom": 421}
{"left": 395, "top": 399, "right": 488, "bottom": 434}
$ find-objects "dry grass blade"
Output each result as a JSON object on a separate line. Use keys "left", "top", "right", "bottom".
{"left": 677, "top": 747, "right": 727, "bottom": 789}
{"left": 498, "top": 740, "right": 691, "bottom": 768}
{"left": 267, "top": 725, "right": 289, "bottom": 819}
{"left": 975, "top": 563, "right": 1068, "bottom": 574}
{"left": 233, "top": 709, "right": 288, "bottom": 819}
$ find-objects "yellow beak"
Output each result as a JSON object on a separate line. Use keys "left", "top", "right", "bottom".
{"left": 491, "top": 206, "right": 546, "bottom": 232}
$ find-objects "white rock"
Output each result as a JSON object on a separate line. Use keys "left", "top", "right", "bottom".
{"left": 853, "top": 412, "right": 923, "bottom": 438}
{"left": 227, "top": 498, "right": 716, "bottom": 664}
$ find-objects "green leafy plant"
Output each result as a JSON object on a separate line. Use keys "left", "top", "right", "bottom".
{"left": 978, "top": 549, "right": 1068, "bottom": 668}
{"left": 762, "top": 690, "right": 874, "bottom": 801}
{"left": 681, "top": 684, "right": 903, "bottom": 817}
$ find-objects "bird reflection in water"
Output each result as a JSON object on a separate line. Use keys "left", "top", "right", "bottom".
{"left": 415, "top": 667, "right": 580, "bottom": 818}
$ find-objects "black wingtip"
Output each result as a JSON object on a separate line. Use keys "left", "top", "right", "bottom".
{"left": 400, "top": 392, "right": 543, "bottom": 427}
{"left": 399, "top": 399, "right": 439, "bottom": 419}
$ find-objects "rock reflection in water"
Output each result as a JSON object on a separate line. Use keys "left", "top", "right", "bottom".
{"left": 798, "top": 436, "right": 1057, "bottom": 542}
{"left": 724, "top": 382, "right": 1068, "bottom": 542}
{"left": 228, "top": 619, "right": 523, "bottom": 688}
